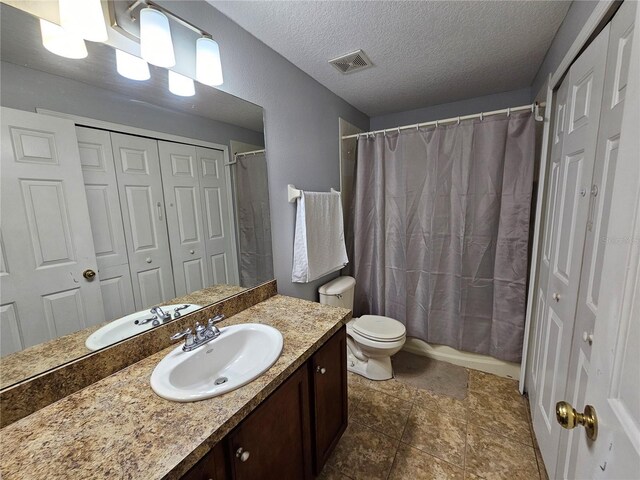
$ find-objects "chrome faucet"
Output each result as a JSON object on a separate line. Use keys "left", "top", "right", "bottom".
{"left": 170, "top": 314, "right": 226, "bottom": 352}
{"left": 135, "top": 315, "right": 160, "bottom": 327}
{"left": 150, "top": 306, "right": 172, "bottom": 323}
{"left": 172, "top": 304, "right": 190, "bottom": 318}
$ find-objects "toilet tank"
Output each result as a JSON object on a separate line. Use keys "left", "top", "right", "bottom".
{"left": 318, "top": 276, "right": 356, "bottom": 310}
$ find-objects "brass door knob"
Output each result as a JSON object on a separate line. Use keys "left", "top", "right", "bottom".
{"left": 556, "top": 401, "right": 598, "bottom": 440}
{"left": 83, "top": 269, "right": 96, "bottom": 281}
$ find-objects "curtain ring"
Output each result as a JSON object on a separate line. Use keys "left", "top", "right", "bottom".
{"left": 416, "top": 124, "right": 420, "bottom": 132}
{"left": 531, "top": 103, "right": 535, "bottom": 113}
{"left": 507, "top": 107, "right": 511, "bottom": 117}
{"left": 356, "top": 133, "right": 360, "bottom": 140}
{"left": 457, "top": 116, "right": 460, "bottom": 125}
{"left": 435, "top": 120, "right": 439, "bottom": 128}
{"left": 480, "top": 112, "right": 484, "bottom": 122}
{"left": 397, "top": 127, "right": 401, "bottom": 134}
{"left": 383, "top": 130, "right": 387, "bottom": 137}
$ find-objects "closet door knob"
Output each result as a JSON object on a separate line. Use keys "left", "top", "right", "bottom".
{"left": 236, "top": 447, "right": 250, "bottom": 462}
{"left": 316, "top": 366, "right": 326, "bottom": 375}
{"left": 552, "top": 293, "right": 560, "bottom": 302}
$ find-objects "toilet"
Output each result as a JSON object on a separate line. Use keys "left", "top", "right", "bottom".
{"left": 319, "top": 276, "right": 406, "bottom": 380}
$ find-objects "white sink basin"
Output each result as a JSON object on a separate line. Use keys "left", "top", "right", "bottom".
{"left": 85, "top": 304, "right": 202, "bottom": 351}
{"left": 150, "top": 323, "right": 283, "bottom": 402}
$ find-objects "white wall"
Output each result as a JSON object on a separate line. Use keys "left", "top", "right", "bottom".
{"left": 157, "top": 1, "right": 369, "bottom": 301}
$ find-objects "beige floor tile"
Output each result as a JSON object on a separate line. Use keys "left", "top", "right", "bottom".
{"left": 327, "top": 421, "right": 399, "bottom": 480}
{"left": 347, "top": 378, "right": 369, "bottom": 416}
{"left": 467, "top": 390, "right": 532, "bottom": 446}
{"left": 414, "top": 388, "right": 469, "bottom": 421}
{"left": 317, "top": 464, "right": 353, "bottom": 480}
{"left": 465, "top": 424, "right": 539, "bottom": 480}
{"left": 468, "top": 370, "right": 520, "bottom": 402}
{"left": 464, "top": 472, "right": 483, "bottom": 479}
{"left": 354, "top": 374, "right": 418, "bottom": 403}
{"left": 351, "top": 387, "right": 412, "bottom": 439}
{"left": 402, "top": 403, "right": 467, "bottom": 465}
{"left": 388, "top": 443, "right": 464, "bottom": 480}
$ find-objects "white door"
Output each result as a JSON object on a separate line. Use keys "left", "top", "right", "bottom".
{"left": 158, "top": 141, "right": 209, "bottom": 296}
{"left": 574, "top": 2, "right": 640, "bottom": 477}
{"left": 76, "top": 127, "right": 135, "bottom": 322}
{"left": 198, "top": 146, "right": 239, "bottom": 285}
{"left": 556, "top": 2, "right": 637, "bottom": 477}
{"left": 533, "top": 24, "right": 610, "bottom": 474}
{"left": 0, "top": 107, "right": 104, "bottom": 354}
{"left": 110, "top": 132, "right": 175, "bottom": 309}
{"left": 529, "top": 73, "right": 569, "bottom": 410}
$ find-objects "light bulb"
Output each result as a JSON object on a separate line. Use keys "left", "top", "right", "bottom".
{"left": 140, "top": 7, "right": 175, "bottom": 68}
{"left": 115, "top": 50, "right": 150, "bottom": 81}
{"left": 168, "top": 71, "right": 195, "bottom": 97}
{"left": 40, "top": 19, "right": 88, "bottom": 59}
{"left": 196, "top": 37, "right": 223, "bottom": 86}
{"left": 59, "top": 0, "right": 108, "bottom": 42}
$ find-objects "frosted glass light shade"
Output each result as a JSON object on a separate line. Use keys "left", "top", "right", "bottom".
{"left": 40, "top": 20, "right": 88, "bottom": 59}
{"left": 59, "top": 0, "right": 108, "bottom": 42}
{"left": 140, "top": 8, "right": 175, "bottom": 68}
{"left": 116, "top": 50, "right": 150, "bottom": 81}
{"left": 168, "top": 71, "right": 195, "bottom": 97}
{"left": 196, "top": 37, "right": 223, "bottom": 86}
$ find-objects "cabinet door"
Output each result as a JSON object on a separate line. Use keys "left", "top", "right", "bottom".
{"left": 311, "top": 327, "right": 348, "bottom": 473}
{"left": 228, "top": 366, "right": 312, "bottom": 480}
{"left": 181, "top": 443, "right": 227, "bottom": 480}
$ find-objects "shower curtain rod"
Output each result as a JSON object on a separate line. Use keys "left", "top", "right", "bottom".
{"left": 341, "top": 102, "right": 545, "bottom": 140}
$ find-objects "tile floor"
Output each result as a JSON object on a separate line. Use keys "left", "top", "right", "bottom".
{"left": 319, "top": 368, "right": 548, "bottom": 480}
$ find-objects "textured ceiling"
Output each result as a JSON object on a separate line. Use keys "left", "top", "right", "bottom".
{"left": 0, "top": 4, "right": 264, "bottom": 132}
{"left": 209, "top": 0, "right": 571, "bottom": 116}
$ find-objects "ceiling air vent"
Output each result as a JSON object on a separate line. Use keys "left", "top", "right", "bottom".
{"left": 329, "top": 50, "right": 373, "bottom": 74}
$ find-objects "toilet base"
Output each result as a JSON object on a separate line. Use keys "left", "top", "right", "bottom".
{"left": 347, "top": 347, "right": 394, "bottom": 381}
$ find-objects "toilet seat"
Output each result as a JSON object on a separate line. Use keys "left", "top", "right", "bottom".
{"left": 351, "top": 315, "right": 406, "bottom": 342}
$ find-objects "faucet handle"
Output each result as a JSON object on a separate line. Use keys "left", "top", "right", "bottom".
{"left": 170, "top": 328, "right": 192, "bottom": 341}
{"left": 208, "top": 314, "right": 225, "bottom": 326}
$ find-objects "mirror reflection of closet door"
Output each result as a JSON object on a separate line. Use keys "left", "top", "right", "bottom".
{"left": 198, "top": 146, "right": 239, "bottom": 285}
{"left": 76, "top": 127, "right": 135, "bottom": 322}
{"left": 158, "top": 141, "right": 209, "bottom": 296}
{"left": 110, "top": 132, "right": 175, "bottom": 309}
{"left": 0, "top": 107, "right": 105, "bottom": 353}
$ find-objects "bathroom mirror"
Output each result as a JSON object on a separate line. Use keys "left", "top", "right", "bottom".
{"left": 0, "top": 4, "right": 274, "bottom": 389}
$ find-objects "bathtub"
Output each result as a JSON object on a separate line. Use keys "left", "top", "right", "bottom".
{"left": 402, "top": 338, "right": 521, "bottom": 380}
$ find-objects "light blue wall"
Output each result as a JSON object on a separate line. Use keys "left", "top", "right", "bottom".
{"left": 531, "top": 0, "right": 599, "bottom": 97}
{"left": 370, "top": 87, "right": 532, "bottom": 130}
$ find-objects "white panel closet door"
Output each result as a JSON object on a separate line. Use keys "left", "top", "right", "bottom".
{"left": 557, "top": 3, "right": 636, "bottom": 477}
{"left": 533, "top": 25, "right": 609, "bottom": 475}
{"left": 110, "top": 132, "right": 175, "bottom": 310}
{"left": 158, "top": 141, "right": 209, "bottom": 296}
{"left": 0, "top": 107, "right": 104, "bottom": 354}
{"left": 198, "top": 147, "right": 239, "bottom": 285}
{"left": 530, "top": 76, "right": 569, "bottom": 410}
{"left": 76, "top": 127, "right": 135, "bottom": 322}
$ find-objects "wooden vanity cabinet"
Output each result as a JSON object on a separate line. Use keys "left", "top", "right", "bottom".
{"left": 310, "top": 326, "right": 348, "bottom": 474}
{"left": 180, "top": 327, "right": 347, "bottom": 480}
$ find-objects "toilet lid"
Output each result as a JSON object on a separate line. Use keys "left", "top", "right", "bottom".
{"left": 352, "top": 315, "right": 406, "bottom": 341}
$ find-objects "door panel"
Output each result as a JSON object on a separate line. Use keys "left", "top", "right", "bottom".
{"left": 76, "top": 127, "right": 135, "bottom": 321}
{"left": 198, "top": 147, "right": 239, "bottom": 285}
{"left": 533, "top": 24, "right": 610, "bottom": 475}
{"left": 158, "top": 141, "right": 209, "bottom": 296}
{"left": 560, "top": 2, "right": 637, "bottom": 476}
{"left": 0, "top": 107, "right": 104, "bottom": 352}
{"left": 111, "top": 132, "right": 175, "bottom": 309}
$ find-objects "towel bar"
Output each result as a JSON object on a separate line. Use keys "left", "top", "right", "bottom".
{"left": 288, "top": 184, "right": 340, "bottom": 203}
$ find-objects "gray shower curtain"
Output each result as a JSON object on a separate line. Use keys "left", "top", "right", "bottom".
{"left": 352, "top": 112, "right": 534, "bottom": 362}
{"left": 235, "top": 152, "right": 274, "bottom": 287}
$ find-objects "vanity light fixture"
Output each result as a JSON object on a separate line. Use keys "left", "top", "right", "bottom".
{"left": 168, "top": 70, "right": 195, "bottom": 97}
{"left": 59, "top": 0, "right": 108, "bottom": 42}
{"left": 196, "top": 37, "right": 223, "bottom": 86}
{"left": 115, "top": 49, "right": 151, "bottom": 81}
{"left": 39, "top": 19, "right": 88, "bottom": 59}
{"left": 140, "top": 7, "right": 175, "bottom": 68}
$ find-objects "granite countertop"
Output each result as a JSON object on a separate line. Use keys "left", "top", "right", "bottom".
{"left": 0, "top": 284, "right": 246, "bottom": 390}
{"left": 0, "top": 295, "right": 351, "bottom": 480}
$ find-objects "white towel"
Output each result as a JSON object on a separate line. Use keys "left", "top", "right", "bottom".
{"left": 292, "top": 191, "right": 349, "bottom": 283}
